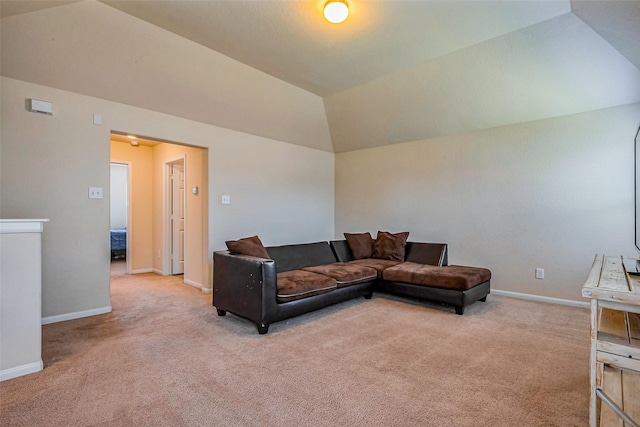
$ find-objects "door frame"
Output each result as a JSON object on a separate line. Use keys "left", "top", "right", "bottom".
{"left": 163, "top": 156, "right": 186, "bottom": 276}
{"left": 110, "top": 160, "right": 132, "bottom": 274}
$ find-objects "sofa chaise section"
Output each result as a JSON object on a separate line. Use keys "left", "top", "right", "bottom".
{"left": 380, "top": 262, "right": 491, "bottom": 315}
{"left": 331, "top": 240, "right": 490, "bottom": 315}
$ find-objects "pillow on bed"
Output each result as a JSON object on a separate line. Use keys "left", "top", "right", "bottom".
{"left": 372, "top": 231, "right": 409, "bottom": 261}
{"left": 344, "top": 232, "right": 375, "bottom": 259}
{"left": 225, "top": 235, "right": 270, "bottom": 259}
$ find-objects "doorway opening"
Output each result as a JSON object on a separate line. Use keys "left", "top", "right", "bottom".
{"left": 108, "top": 132, "right": 209, "bottom": 292}
{"left": 110, "top": 162, "right": 131, "bottom": 275}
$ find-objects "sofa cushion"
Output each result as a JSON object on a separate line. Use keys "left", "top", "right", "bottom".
{"left": 382, "top": 262, "right": 491, "bottom": 291}
{"left": 346, "top": 259, "right": 402, "bottom": 278}
{"left": 267, "top": 241, "right": 337, "bottom": 273}
{"left": 344, "top": 232, "right": 375, "bottom": 260}
{"left": 225, "top": 235, "right": 270, "bottom": 259}
{"left": 303, "top": 263, "right": 377, "bottom": 288}
{"left": 276, "top": 270, "right": 337, "bottom": 303}
{"left": 372, "top": 231, "right": 410, "bottom": 261}
{"left": 405, "top": 242, "right": 447, "bottom": 266}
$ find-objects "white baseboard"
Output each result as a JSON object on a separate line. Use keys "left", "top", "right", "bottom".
{"left": 130, "top": 268, "right": 153, "bottom": 274}
{"left": 0, "top": 360, "right": 43, "bottom": 382}
{"left": 42, "top": 306, "right": 112, "bottom": 325}
{"left": 183, "top": 278, "right": 201, "bottom": 289}
{"left": 184, "top": 278, "right": 210, "bottom": 294}
{"left": 152, "top": 268, "right": 163, "bottom": 275}
{"left": 491, "top": 290, "right": 589, "bottom": 309}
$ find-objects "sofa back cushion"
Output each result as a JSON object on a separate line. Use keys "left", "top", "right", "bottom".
{"left": 405, "top": 242, "right": 448, "bottom": 266}
{"left": 266, "top": 241, "right": 338, "bottom": 273}
{"left": 330, "top": 240, "right": 353, "bottom": 262}
{"left": 332, "top": 240, "right": 448, "bottom": 266}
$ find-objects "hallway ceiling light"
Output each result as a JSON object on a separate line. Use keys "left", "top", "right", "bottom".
{"left": 324, "top": 0, "right": 349, "bottom": 24}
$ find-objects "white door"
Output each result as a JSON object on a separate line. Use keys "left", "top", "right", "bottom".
{"left": 170, "top": 162, "right": 185, "bottom": 275}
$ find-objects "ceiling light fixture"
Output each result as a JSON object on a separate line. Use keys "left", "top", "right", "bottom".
{"left": 324, "top": 0, "right": 349, "bottom": 24}
{"left": 127, "top": 135, "right": 139, "bottom": 146}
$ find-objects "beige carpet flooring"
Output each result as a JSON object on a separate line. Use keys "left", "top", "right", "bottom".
{"left": 0, "top": 264, "right": 590, "bottom": 426}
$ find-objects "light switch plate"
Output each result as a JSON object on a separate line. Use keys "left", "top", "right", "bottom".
{"left": 221, "top": 195, "right": 230, "bottom": 204}
{"left": 89, "top": 187, "right": 103, "bottom": 199}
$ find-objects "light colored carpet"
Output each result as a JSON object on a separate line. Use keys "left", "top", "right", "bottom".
{"left": 0, "top": 269, "right": 590, "bottom": 426}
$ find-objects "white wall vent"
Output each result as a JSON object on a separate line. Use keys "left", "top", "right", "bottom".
{"left": 27, "top": 99, "right": 53, "bottom": 115}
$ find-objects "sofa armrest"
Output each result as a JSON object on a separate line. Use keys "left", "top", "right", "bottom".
{"left": 213, "top": 251, "right": 277, "bottom": 327}
{"left": 404, "top": 242, "right": 448, "bottom": 266}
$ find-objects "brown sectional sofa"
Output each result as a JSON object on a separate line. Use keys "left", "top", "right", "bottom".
{"left": 213, "top": 236, "right": 491, "bottom": 334}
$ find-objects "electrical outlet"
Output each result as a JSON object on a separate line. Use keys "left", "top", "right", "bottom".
{"left": 221, "top": 195, "right": 230, "bottom": 205}
{"left": 535, "top": 268, "right": 544, "bottom": 279}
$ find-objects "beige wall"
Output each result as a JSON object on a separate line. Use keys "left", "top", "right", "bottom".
{"left": 336, "top": 103, "right": 640, "bottom": 302}
{"left": 7, "top": 67, "right": 633, "bottom": 317}
{"left": 1, "top": 77, "right": 335, "bottom": 319}
{"left": 110, "top": 141, "right": 153, "bottom": 273}
{"left": 210, "top": 134, "right": 335, "bottom": 247}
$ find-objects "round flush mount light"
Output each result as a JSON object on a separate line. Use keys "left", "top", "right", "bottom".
{"left": 127, "top": 135, "right": 139, "bottom": 146}
{"left": 324, "top": 0, "right": 349, "bottom": 24}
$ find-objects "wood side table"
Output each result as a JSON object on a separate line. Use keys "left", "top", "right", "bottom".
{"left": 582, "top": 254, "right": 640, "bottom": 427}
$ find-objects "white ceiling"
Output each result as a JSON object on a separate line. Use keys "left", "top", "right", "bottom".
{"left": 1, "top": 0, "right": 639, "bottom": 152}
{"left": 98, "top": 0, "right": 571, "bottom": 96}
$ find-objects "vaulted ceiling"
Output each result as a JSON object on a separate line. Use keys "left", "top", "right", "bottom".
{"left": 1, "top": 0, "right": 639, "bottom": 152}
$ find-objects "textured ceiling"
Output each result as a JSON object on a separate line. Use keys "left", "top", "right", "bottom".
{"left": 0, "top": 1, "right": 574, "bottom": 96}
{"left": 1, "top": 0, "right": 639, "bottom": 153}
{"left": 103, "top": 0, "right": 575, "bottom": 96}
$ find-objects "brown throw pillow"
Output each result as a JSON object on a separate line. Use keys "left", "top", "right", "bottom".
{"left": 372, "top": 231, "right": 409, "bottom": 261}
{"left": 225, "top": 235, "right": 270, "bottom": 259}
{"left": 344, "top": 232, "right": 375, "bottom": 260}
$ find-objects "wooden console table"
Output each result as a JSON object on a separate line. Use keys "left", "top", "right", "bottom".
{"left": 582, "top": 254, "right": 640, "bottom": 427}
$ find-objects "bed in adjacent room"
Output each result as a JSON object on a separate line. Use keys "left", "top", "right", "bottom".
{"left": 110, "top": 228, "right": 126, "bottom": 260}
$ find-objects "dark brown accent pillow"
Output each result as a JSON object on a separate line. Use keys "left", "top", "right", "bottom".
{"left": 344, "top": 232, "right": 374, "bottom": 260}
{"left": 225, "top": 235, "right": 270, "bottom": 259}
{"left": 372, "top": 231, "right": 410, "bottom": 261}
